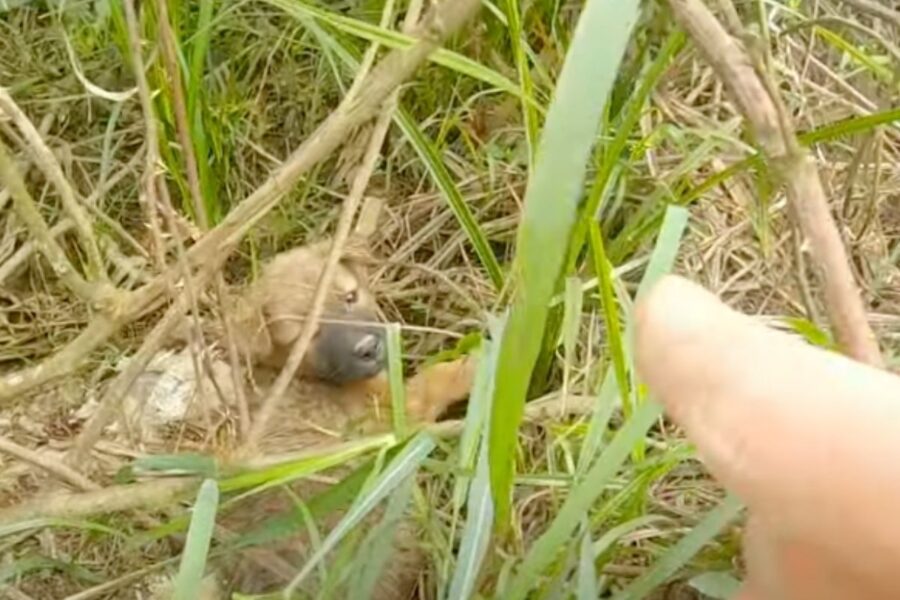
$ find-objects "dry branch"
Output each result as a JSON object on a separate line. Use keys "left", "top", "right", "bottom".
{"left": 0, "top": 0, "right": 483, "bottom": 404}
{"left": 0, "top": 88, "right": 107, "bottom": 283}
{"left": 0, "top": 436, "right": 100, "bottom": 491}
{"left": 840, "top": 0, "right": 900, "bottom": 29}
{"left": 0, "top": 139, "right": 114, "bottom": 307}
{"left": 1, "top": 392, "right": 594, "bottom": 526}
{"left": 664, "top": 0, "right": 884, "bottom": 368}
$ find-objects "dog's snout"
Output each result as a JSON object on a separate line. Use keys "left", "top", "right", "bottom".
{"left": 353, "top": 333, "right": 384, "bottom": 363}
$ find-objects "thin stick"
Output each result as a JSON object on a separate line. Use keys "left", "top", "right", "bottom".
{"left": 245, "top": 0, "right": 427, "bottom": 448}
{"left": 664, "top": 0, "right": 883, "bottom": 367}
{"left": 0, "top": 435, "right": 100, "bottom": 491}
{"left": 0, "top": 88, "right": 107, "bottom": 282}
{"left": 0, "top": 138, "right": 108, "bottom": 306}
{"left": 122, "top": 0, "right": 167, "bottom": 271}
{"left": 840, "top": 0, "right": 900, "bottom": 30}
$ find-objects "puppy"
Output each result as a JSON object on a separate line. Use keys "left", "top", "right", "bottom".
{"left": 170, "top": 237, "right": 478, "bottom": 599}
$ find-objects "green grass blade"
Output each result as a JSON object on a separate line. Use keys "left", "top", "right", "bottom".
{"left": 502, "top": 0, "right": 540, "bottom": 168}
{"left": 300, "top": 14, "right": 505, "bottom": 291}
{"left": 577, "top": 520, "right": 598, "bottom": 600}
{"left": 488, "top": 0, "right": 643, "bottom": 529}
{"left": 261, "top": 0, "right": 530, "bottom": 104}
{"left": 218, "top": 434, "right": 393, "bottom": 494}
{"left": 284, "top": 432, "right": 436, "bottom": 594}
{"left": 567, "top": 29, "right": 686, "bottom": 267}
{"left": 396, "top": 110, "right": 505, "bottom": 290}
{"left": 589, "top": 220, "right": 628, "bottom": 415}
{"left": 611, "top": 494, "right": 744, "bottom": 600}
{"left": 386, "top": 323, "right": 408, "bottom": 438}
{"left": 447, "top": 443, "right": 494, "bottom": 600}
{"left": 635, "top": 204, "right": 690, "bottom": 301}
{"left": 350, "top": 474, "right": 416, "bottom": 598}
{"left": 172, "top": 478, "right": 219, "bottom": 600}
{"left": 442, "top": 315, "right": 504, "bottom": 599}
{"left": 505, "top": 399, "right": 664, "bottom": 600}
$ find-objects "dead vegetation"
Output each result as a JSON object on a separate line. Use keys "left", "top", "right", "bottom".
{"left": 0, "top": 0, "right": 899, "bottom": 598}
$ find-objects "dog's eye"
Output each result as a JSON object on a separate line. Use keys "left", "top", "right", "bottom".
{"left": 344, "top": 290, "right": 359, "bottom": 305}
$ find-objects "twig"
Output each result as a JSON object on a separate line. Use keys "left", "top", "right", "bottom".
{"left": 840, "top": 0, "right": 900, "bottom": 30}
{"left": 0, "top": 138, "right": 111, "bottom": 307}
{"left": 2, "top": 391, "right": 594, "bottom": 526}
{"left": 0, "top": 155, "right": 145, "bottom": 287}
{"left": 0, "top": 113, "right": 54, "bottom": 213}
{"left": 663, "top": 0, "right": 883, "bottom": 368}
{"left": 0, "top": 0, "right": 483, "bottom": 404}
{"left": 0, "top": 477, "right": 196, "bottom": 525}
{"left": 0, "top": 317, "right": 119, "bottom": 400}
{"left": 0, "top": 435, "right": 100, "bottom": 491}
{"left": 0, "top": 88, "right": 107, "bottom": 283}
{"left": 245, "top": 0, "right": 427, "bottom": 448}
{"left": 122, "top": 0, "right": 167, "bottom": 271}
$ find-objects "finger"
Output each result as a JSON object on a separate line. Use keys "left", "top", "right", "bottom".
{"left": 743, "top": 515, "right": 900, "bottom": 599}
{"left": 633, "top": 276, "right": 900, "bottom": 574}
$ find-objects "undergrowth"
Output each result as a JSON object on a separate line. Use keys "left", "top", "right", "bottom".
{"left": 0, "top": 0, "right": 898, "bottom": 599}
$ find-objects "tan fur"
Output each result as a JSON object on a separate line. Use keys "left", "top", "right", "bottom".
{"left": 158, "top": 238, "right": 477, "bottom": 599}
{"left": 227, "top": 238, "right": 380, "bottom": 373}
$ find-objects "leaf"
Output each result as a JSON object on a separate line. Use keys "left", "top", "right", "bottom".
{"left": 386, "top": 322, "right": 409, "bottom": 438}
{"left": 447, "top": 442, "right": 494, "bottom": 600}
{"left": 688, "top": 571, "right": 743, "bottom": 599}
{"left": 131, "top": 453, "right": 218, "bottom": 478}
{"left": 488, "top": 0, "right": 644, "bottom": 530}
{"left": 173, "top": 479, "right": 220, "bottom": 600}
{"left": 576, "top": 521, "right": 598, "bottom": 600}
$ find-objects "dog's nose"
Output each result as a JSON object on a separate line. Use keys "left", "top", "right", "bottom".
{"left": 353, "top": 333, "right": 384, "bottom": 363}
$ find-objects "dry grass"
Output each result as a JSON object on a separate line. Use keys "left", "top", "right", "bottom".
{"left": 0, "top": 0, "right": 899, "bottom": 598}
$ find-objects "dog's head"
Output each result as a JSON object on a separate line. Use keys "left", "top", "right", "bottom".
{"left": 244, "top": 238, "right": 386, "bottom": 384}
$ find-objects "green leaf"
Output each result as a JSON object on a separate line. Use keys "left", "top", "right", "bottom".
{"left": 386, "top": 322, "right": 409, "bottom": 439}
{"left": 502, "top": 0, "right": 541, "bottom": 168}
{"left": 396, "top": 110, "right": 505, "bottom": 290}
{"left": 688, "top": 571, "right": 743, "bottom": 599}
{"left": 576, "top": 520, "right": 598, "bottom": 600}
{"left": 173, "top": 479, "right": 219, "bottom": 600}
{"left": 131, "top": 453, "right": 218, "bottom": 478}
{"left": 488, "top": 0, "right": 644, "bottom": 530}
{"left": 447, "top": 441, "right": 494, "bottom": 600}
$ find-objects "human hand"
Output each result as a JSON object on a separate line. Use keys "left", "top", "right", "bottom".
{"left": 634, "top": 275, "right": 900, "bottom": 599}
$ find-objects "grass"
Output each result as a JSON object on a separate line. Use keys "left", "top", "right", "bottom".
{"left": 0, "top": 0, "right": 899, "bottom": 599}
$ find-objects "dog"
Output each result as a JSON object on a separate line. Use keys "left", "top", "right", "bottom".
{"left": 149, "top": 237, "right": 478, "bottom": 599}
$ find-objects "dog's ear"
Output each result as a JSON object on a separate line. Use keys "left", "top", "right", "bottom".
{"left": 304, "top": 235, "right": 377, "bottom": 281}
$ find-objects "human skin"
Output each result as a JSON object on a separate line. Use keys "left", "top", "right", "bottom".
{"left": 633, "top": 275, "right": 900, "bottom": 599}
